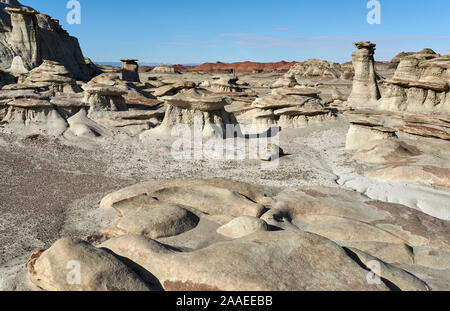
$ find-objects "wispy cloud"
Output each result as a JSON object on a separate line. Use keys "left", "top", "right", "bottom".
{"left": 273, "top": 27, "right": 294, "bottom": 32}
{"left": 219, "top": 33, "right": 450, "bottom": 51}
{"left": 172, "top": 34, "right": 194, "bottom": 39}
{"left": 207, "top": 38, "right": 225, "bottom": 43}
{"left": 159, "top": 41, "right": 194, "bottom": 46}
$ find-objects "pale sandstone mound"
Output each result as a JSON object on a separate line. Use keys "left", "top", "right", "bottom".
{"left": 347, "top": 42, "right": 381, "bottom": 108}
{"left": 265, "top": 186, "right": 449, "bottom": 252}
{"left": 271, "top": 72, "right": 298, "bottom": 88}
{"left": 379, "top": 53, "right": 449, "bottom": 113}
{"left": 0, "top": 90, "right": 68, "bottom": 135}
{"left": 346, "top": 122, "right": 397, "bottom": 151}
{"left": 9, "top": 55, "right": 28, "bottom": 74}
{"left": 209, "top": 76, "right": 243, "bottom": 93}
{"left": 367, "top": 165, "right": 450, "bottom": 191}
{"left": 151, "top": 65, "right": 180, "bottom": 74}
{"left": 264, "top": 186, "right": 450, "bottom": 285}
{"left": 146, "top": 88, "right": 237, "bottom": 137}
{"left": 106, "top": 179, "right": 448, "bottom": 270}
{"left": 87, "top": 72, "right": 159, "bottom": 109}
{"left": 286, "top": 59, "right": 353, "bottom": 80}
{"left": 99, "top": 178, "right": 277, "bottom": 210}
{"left": 26, "top": 238, "right": 151, "bottom": 291}
{"left": 100, "top": 179, "right": 271, "bottom": 240}
{"left": 49, "top": 93, "right": 86, "bottom": 119}
{"left": 116, "top": 205, "right": 199, "bottom": 239}
{"left": 152, "top": 81, "right": 195, "bottom": 97}
{"left": 105, "top": 195, "right": 200, "bottom": 239}
{"left": 82, "top": 83, "right": 127, "bottom": 113}
{"left": 64, "top": 108, "right": 111, "bottom": 139}
{"left": 25, "top": 178, "right": 450, "bottom": 291}
{"left": 332, "top": 87, "right": 348, "bottom": 102}
{"left": 98, "top": 109, "right": 166, "bottom": 134}
{"left": 102, "top": 180, "right": 267, "bottom": 218}
{"left": 330, "top": 87, "right": 351, "bottom": 110}
{"left": 0, "top": 2, "right": 90, "bottom": 79}
{"left": 391, "top": 49, "right": 439, "bottom": 65}
{"left": 216, "top": 216, "right": 268, "bottom": 238}
{"left": 343, "top": 109, "right": 450, "bottom": 219}
{"left": 10, "top": 60, "right": 81, "bottom": 93}
{"left": 100, "top": 231, "right": 391, "bottom": 291}
{"left": 83, "top": 73, "right": 159, "bottom": 116}
{"left": 150, "top": 185, "right": 265, "bottom": 217}
{"left": 242, "top": 87, "right": 334, "bottom": 130}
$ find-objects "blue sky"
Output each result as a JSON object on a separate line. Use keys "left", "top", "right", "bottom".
{"left": 24, "top": 0, "right": 450, "bottom": 64}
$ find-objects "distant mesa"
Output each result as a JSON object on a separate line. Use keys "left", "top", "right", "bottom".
{"left": 189, "top": 61, "right": 297, "bottom": 74}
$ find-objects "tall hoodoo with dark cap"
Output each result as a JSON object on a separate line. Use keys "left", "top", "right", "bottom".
{"left": 347, "top": 41, "right": 381, "bottom": 108}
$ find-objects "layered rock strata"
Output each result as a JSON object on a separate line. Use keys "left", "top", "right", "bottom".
{"left": 152, "top": 89, "right": 237, "bottom": 137}
{"left": 242, "top": 87, "right": 334, "bottom": 130}
{"left": 0, "top": 1, "right": 90, "bottom": 79}
{"left": 347, "top": 41, "right": 381, "bottom": 108}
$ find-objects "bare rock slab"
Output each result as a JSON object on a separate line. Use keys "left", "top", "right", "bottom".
{"left": 26, "top": 238, "right": 152, "bottom": 291}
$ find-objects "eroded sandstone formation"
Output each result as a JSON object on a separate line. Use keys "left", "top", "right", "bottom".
{"left": 152, "top": 89, "right": 237, "bottom": 137}
{"left": 391, "top": 48, "right": 439, "bottom": 65}
{"left": 11, "top": 60, "right": 81, "bottom": 93}
{"left": 24, "top": 178, "right": 450, "bottom": 291}
{"left": 0, "top": 67, "right": 165, "bottom": 136}
{"left": 286, "top": 59, "right": 353, "bottom": 80}
{"left": 338, "top": 41, "right": 450, "bottom": 221}
{"left": 344, "top": 108, "right": 450, "bottom": 219}
{"left": 271, "top": 72, "right": 298, "bottom": 88}
{"left": 347, "top": 41, "right": 381, "bottom": 108}
{"left": 379, "top": 53, "right": 449, "bottom": 113}
{"left": 82, "top": 84, "right": 128, "bottom": 113}
{"left": 151, "top": 65, "right": 180, "bottom": 74}
{"left": 152, "top": 81, "right": 195, "bottom": 97}
{"left": 121, "top": 59, "right": 140, "bottom": 83}
{"left": 0, "top": 1, "right": 91, "bottom": 79}
{"left": 209, "top": 76, "right": 243, "bottom": 93}
{"left": 241, "top": 87, "right": 334, "bottom": 131}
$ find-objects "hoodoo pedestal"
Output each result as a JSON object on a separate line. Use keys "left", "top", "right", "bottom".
{"left": 154, "top": 90, "right": 237, "bottom": 138}
{"left": 121, "top": 59, "right": 140, "bottom": 83}
{"left": 347, "top": 41, "right": 381, "bottom": 108}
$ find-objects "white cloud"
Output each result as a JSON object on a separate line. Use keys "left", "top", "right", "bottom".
{"left": 159, "top": 41, "right": 194, "bottom": 46}
{"left": 219, "top": 33, "right": 450, "bottom": 51}
{"left": 273, "top": 27, "right": 294, "bottom": 32}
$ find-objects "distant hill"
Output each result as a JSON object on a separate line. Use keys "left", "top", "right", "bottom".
{"left": 190, "top": 61, "right": 296, "bottom": 73}
{"left": 95, "top": 61, "right": 297, "bottom": 73}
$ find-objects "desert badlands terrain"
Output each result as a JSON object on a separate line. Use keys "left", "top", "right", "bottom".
{"left": 0, "top": 0, "right": 449, "bottom": 291}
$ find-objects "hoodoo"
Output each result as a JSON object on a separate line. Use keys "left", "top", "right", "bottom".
{"left": 121, "top": 59, "right": 140, "bottom": 83}
{"left": 347, "top": 41, "right": 381, "bottom": 108}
